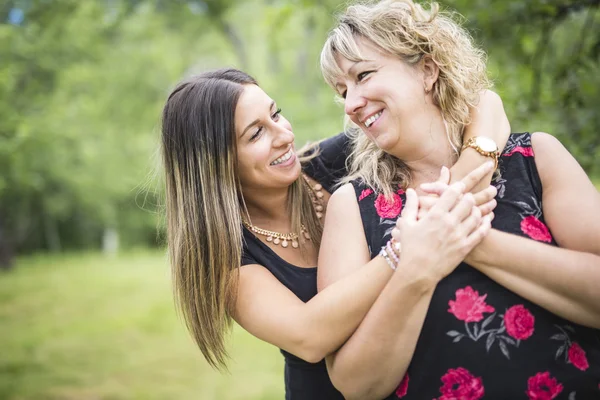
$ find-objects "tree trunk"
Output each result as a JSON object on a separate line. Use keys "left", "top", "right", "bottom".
{"left": 0, "top": 215, "right": 14, "bottom": 270}
{"left": 43, "top": 211, "right": 62, "bottom": 252}
{"left": 299, "top": 13, "right": 317, "bottom": 103}
{"left": 102, "top": 227, "right": 119, "bottom": 257}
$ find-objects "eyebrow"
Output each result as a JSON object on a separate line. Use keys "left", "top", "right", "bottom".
{"left": 347, "top": 60, "right": 367, "bottom": 76}
{"left": 241, "top": 100, "right": 275, "bottom": 138}
{"left": 335, "top": 60, "right": 369, "bottom": 93}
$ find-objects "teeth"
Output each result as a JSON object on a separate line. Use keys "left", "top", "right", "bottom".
{"left": 271, "top": 149, "right": 293, "bottom": 166}
{"left": 365, "top": 111, "right": 382, "bottom": 128}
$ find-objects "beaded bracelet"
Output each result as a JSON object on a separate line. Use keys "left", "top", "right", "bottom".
{"left": 386, "top": 241, "right": 400, "bottom": 265}
{"left": 379, "top": 247, "right": 397, "bottom": 271}
{"left": 390, "top": 238, "right": 402, "bottom": 256}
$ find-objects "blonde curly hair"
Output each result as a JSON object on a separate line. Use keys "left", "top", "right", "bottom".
{"left": 320, "top": 0, "right": 491, "bottom": 194}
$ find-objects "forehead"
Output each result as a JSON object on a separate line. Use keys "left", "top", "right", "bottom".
{"left": 235, "top": 84, "right": 272, "bottom": 123}
{"left": 334, "top": 38, "right": 391, "bottom": 81}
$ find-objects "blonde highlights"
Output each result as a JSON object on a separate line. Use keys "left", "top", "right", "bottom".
{"left": 321, "top": 0, "right": 491, "bottom": 193}
{"left": 161, "top": 69, "right": 321, "bottom": 371}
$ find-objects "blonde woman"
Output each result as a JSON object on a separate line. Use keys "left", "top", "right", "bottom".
{"left": 318, "top": 1, "right": 600, "bottom": 399}
{"left": 160, "top": 68, "right": 508, "bottom": 399}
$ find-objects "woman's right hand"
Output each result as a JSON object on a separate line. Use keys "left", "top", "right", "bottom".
{"left": 392, "top": 182, "right": 492, "bottom": 284}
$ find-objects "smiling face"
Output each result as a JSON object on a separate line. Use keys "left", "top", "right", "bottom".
{"left": 334, "top": 37, "right": 440, "bottom": 159}
{"left": 235, "top": 84, "right": 300, "bottom": 192}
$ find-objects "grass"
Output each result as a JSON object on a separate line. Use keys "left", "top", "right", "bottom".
{"left": 0, "top": 251, "right": 284, "bottom": 400}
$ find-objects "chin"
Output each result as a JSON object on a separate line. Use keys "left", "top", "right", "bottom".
{"left": 373, "top": 134, "right": 398, "bottom": 155}
{"left": 290, "top": 160, "right": 302, "bottom": 179}
{"left": 276, "top": 160, "right": 302, "bottom": 186}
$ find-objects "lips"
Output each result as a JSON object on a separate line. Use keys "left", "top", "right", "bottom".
{"left": 270, "top": 147, "right": 294, "bottom": 166}
{"left": 363, "top": 110, "right": 383, "bottom": 128}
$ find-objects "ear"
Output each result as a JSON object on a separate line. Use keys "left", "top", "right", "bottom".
{"left": 421, "top": 55, "right": 439, "bottom": 92}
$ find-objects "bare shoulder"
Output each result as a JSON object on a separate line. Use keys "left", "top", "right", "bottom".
{"left": 531, "top": 131, "right": 564, "bottom": 155}
{"left": 529, "top": 131, "right": 600, "bottom": 253}
{"left": 318, "top": 182, "right": 369, "bottom": 288}
{"left": 328, "top": 182, "right": 357, "bottom": 207}
{"left": 324, "top": 182, "right": 361, "bottom": 223}
{"left": 530, "top": 131, "right": 585, "bottom": 189}
{"left": 323, "top": 182, "right": 361, "bottom": 229}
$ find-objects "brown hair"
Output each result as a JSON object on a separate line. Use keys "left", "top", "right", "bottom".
{"left": 161, "top": 68, "right": 321, "bottom": 370}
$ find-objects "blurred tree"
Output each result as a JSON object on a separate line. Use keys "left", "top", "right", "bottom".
{"left": 446, "top": 0, "right": 600, "bottom": 174}
{"left": 0, "top": 0, "right": 207, "bottom": 264}
{"left": 0, "top": 0, "right": 597, "bottom": 265}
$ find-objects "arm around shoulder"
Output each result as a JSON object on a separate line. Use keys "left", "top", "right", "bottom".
{"left": 531, "top": 131, "right": 600, "bottom": 254}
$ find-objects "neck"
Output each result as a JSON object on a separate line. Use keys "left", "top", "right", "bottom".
{"left": 242, "top": 185, "right": 292, "bottom": 229}
{"left": 389, "top": 112, "right": 458, "bottom": 187}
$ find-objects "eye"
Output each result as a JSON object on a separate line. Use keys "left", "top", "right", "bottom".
{"left": 340, "top": 90, "right": 347, "bottom": 99}
{"left": 272, "top": 107, "right": 282, "bottom": 120}
{"left": 250, "top": 127, "right": 263, "bottom": 142}
{"left": 357, "top": 70, "right": 374, "bottom": 82}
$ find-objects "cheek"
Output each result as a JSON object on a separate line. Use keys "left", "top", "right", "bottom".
{"left": 236, "top": 149, "right": 252, "bottom": 184}
{"left": 237, "top": 142, "right": 270, "bottom": 173}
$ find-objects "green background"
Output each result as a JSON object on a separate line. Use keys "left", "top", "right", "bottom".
{"left": 1, "top": 0, "right": 599, "bottom": 398}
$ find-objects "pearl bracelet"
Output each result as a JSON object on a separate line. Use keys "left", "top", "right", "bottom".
{"left": 379, "top": 247, "right": 397, "bottom": 271}
{"left": 386, "top": 240, "right": 400, "bottom": 265}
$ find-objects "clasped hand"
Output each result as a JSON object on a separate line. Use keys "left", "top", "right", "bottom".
{"left": 391, "top": 162, "right": 496, "bottom": 282}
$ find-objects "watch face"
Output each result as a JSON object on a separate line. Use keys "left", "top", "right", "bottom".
{"left": 475, "top": 137, "right": 498, "bottom": 152}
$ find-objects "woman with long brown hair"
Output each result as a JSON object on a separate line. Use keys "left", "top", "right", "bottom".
{"left": 160, "top": 67, "right": 508, "bottom": 399}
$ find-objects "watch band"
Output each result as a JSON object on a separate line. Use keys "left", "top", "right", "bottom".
{"left": 461, "top": 137, "right": 499, "bottom": 169}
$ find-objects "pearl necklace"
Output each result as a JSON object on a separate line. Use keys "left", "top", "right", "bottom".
{"left": 243, "top": 175, "right": 324, "bottom": 249}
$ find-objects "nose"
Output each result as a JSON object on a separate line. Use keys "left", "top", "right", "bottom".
{"left": 344, "top": 87, "right": 367, "bottom": 116}
{"left": 271, "top": 123, "right": 294, "bottom": 149}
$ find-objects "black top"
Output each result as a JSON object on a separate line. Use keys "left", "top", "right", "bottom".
{"left": 241, "top": 133, "right": 350, "bottom": 400}
{"left": 352, "top": 133, "right": 600, "bottom": 399}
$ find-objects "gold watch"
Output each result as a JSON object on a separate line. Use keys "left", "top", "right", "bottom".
{"left": 461, "top": 136, "right": 499, "bottom": 169}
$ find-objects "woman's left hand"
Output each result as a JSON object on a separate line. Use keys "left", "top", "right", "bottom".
{"left": 417, "top": 164, "right": 498, "bottom": 220}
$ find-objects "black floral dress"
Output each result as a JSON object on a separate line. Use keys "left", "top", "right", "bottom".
{"left": 351, "top": 133, "right": 600, "bottom": 400}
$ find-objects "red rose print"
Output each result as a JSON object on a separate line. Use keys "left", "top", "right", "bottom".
{"left": 505, "top": 146, "right": 534, "bottom": 157}
{"left": 359, "top": 188, "right": 373, "bottom": 201}
{"left": 374, "top": 193, "right": 402, "bottom": 219}
{"left": 568, "top": 342, "right": 589, "bottom": 371}
{"left": 521, "top": 216, "right": 552, "bottom": 243}
{"left": 526, "top": 372, "right": 563, "bottom": 400}
{"left": 395, "top": 373, "right": 409, "bottom": 398}
{"left": 448, "top": 286, "right": 495, "bottom": 323}
{"left": 504, "top": 305, "right": 535, "bottom": 340}
{"left": 438, "top": 367, "right": 484, "bottom": 400}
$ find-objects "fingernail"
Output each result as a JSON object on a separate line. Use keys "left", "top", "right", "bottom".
{"left": 485, "top": 161, "right": 494, "bottom": 169}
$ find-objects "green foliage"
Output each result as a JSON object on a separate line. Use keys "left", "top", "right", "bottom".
{"left": 446, "top": 0, "right": 600, "bottom": 174}
{"left": 1, "top": 0, "right": 598, "bottom": 256}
